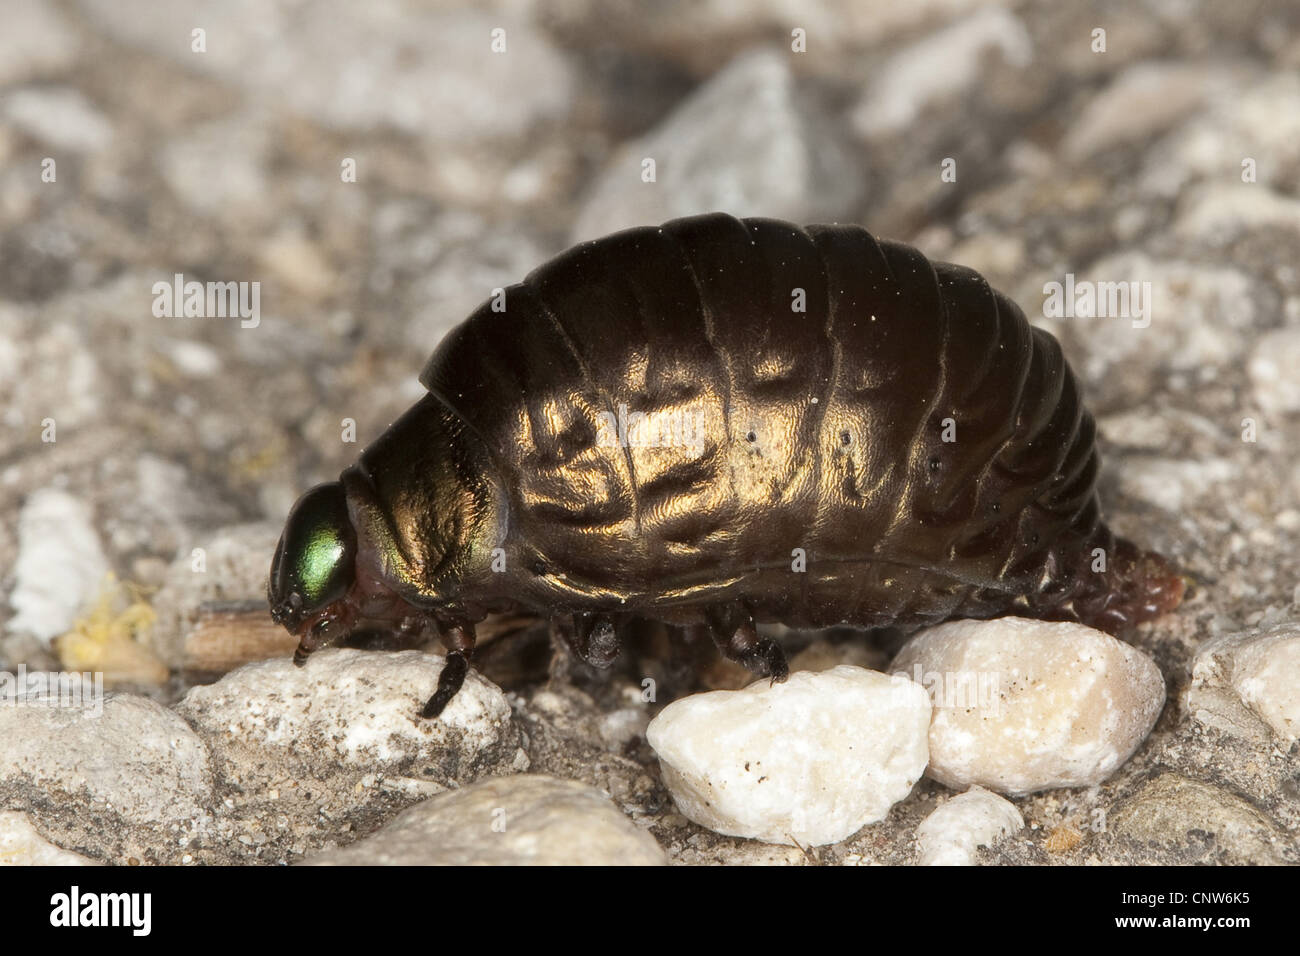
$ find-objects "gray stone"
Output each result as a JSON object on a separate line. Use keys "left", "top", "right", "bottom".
{"left": 573, "top": 49, "right": 862, "bottom": 241}
{"left": 1111, "top": 774, "right": 1288, "bottom": 865}
{"left": 300, "top": 775, "right": 666, "bottom": 865}
{"left": 0, "top": 694, "right": 213, "bottom": 826}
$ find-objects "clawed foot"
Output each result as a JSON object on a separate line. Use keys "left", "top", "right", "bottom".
{"left": 418, "top": 619, "right": 477, "bottom": 719}
{"left": 707, "top": 605, "right": 789, "bottom": 686}
{"left": 420, "top": 649, "right": 469, "bottom": 719}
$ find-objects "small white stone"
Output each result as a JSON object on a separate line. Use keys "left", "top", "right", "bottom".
{"left": 647, "top": 666, "right": 931, "bottom": 846}
{"left": 0, "top": 811, "right": 98, "bottom": 865}
{"left": 891, "top": 618, "right": 1165, "bottom": 796}
{"left": 915, "top": 786, "right": 1024, "bottom": 865}
{"left": 8, "top": 488, "right": 111, "bottom": 644}
{"left": 1187, "top": 622, "right": 1300, "bottom": 742}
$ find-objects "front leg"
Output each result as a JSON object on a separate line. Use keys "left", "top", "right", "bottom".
{"left": 420, "top": 619, "right": 477, "bottom": 719}
{"left": 706, "top": 603, "right": 789, "bottom": 685}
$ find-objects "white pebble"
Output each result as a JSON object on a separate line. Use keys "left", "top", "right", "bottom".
{"left": 647, "top": 666, "right": 931, "bottom": 846}
{"left": 915, "top": 786, "right": 1024, "bottom": 865}
{"left": 891, "top": 617, "right": 1165, "bottom": 796}
{"left": 8, "top": 488, "right": 110, "bottom": 644}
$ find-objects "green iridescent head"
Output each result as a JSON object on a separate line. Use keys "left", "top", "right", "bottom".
{"left": 269, "top": 482, "right": 357, "bottom": 633}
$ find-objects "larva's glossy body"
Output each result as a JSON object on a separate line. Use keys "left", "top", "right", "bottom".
{"left": 269, "top": 213, "right": 1184, "bottom": 716}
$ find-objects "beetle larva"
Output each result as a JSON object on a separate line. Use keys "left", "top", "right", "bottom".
{"left": 269, "top": 213, "right": 1185, "bottom": 717}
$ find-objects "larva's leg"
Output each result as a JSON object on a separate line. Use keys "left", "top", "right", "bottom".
{"left": 569, "top": 611, "right": 623, "bottom": 668}
{"left": 420, "top": 619, "right": 477, "bottom": 718}
{"left": 706, "top": 605, "right": 789, "bottom": 685}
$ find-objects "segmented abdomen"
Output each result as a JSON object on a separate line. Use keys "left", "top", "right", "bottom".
{"left": 419, "top": 213, "right": 1102, "bottom": 628}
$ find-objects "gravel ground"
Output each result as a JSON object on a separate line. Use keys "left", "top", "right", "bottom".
{"left": 1, "top": 0, "right": 1298, "bottom": 865}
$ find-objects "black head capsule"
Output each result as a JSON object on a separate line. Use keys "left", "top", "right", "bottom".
{"left": 269, "top": 482, "right": 358, "bottom": 654}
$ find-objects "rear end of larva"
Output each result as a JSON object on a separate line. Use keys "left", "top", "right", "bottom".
{"left": 413, "top": 213, "right": 1184, "bottom": 640}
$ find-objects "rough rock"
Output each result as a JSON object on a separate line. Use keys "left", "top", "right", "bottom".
{"left": 175, "top": 650, "right": 529, "bottom": 796}
{"left": 1186, "top": 621, "right": 1300, "bottom": 742}
{"left": 0, "top": 694, "right": 213, "bottom": 826}
{"left": 646, "top": 666, "right": 931, "bottom": 846}
{"left": 1111, "top": 774, "right": 1289, "bottom": 865}
{"left": 915, "top": 786, "right": 1024, "bottom": 865}
{"left": 300, "top": 775, "right": 666, "bottom": 865}
{"left": 0, "top": 811, "right": 98, "bottom": 866}
{"left": 891, "top": 618, "right": 1166, "bottom": 796}
{"left": 573, "top": 49, "right": 862, "bottom": 240}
